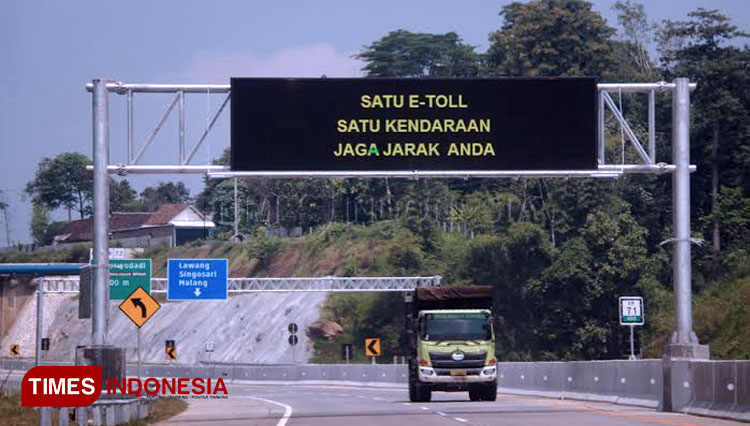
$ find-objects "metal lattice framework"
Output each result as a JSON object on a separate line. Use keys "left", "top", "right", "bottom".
{"left": 85, "top": 80, "right": 695, "bottom": 179}
{"left": 38, "top": 275, "right": 441, "bottom": 294}
{"left": 39, "top": 276, "right": 81, "bottom": 293}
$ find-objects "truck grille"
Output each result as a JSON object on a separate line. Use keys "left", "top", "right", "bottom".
{"left": 429, "top": 351, "right": 486, "bottom": 369}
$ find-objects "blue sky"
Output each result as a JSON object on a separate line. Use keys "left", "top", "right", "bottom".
{"left": 1, "top": 0, "right": 748, "bottom": 244}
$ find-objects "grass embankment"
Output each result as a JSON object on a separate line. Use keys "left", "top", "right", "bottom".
{"left": 0, "top": 391, "right": 187, "bottom": 426}
{"left": 138, "top": 221, "right": 458, "bottom": 279}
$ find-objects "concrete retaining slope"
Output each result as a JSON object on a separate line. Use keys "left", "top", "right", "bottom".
{"left": 0, "top": 292, "right": 327, "bottom": 364}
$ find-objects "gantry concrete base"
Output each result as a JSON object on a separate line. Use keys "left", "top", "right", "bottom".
{"left": 661, "top": 342, "right": 710, "bottom": 412}
{"left": 75, "top": 345, "right": 125, "bottom": 386}
{"left": 663, "top": 343, "right": 710, "bottom": 360}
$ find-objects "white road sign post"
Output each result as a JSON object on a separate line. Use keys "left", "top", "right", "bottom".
{"left": 619, "top": 296, "right": 644, "bottom": 360}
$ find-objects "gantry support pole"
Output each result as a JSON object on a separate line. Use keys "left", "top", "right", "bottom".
{"left": 92, "top": 79, "right": 110, "bottom": 346}
{"left": 80, "top": 79, "right": 125, "bottom": 388}
{"left": 662, "top": 77, "right": 709, "bottom": 413}
{"left": 671, "top": 77, "right": 696, "bottom": 346}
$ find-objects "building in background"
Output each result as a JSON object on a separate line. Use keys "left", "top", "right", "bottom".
{"left": 54, "top": 203, "right": 215, "bottom": 248}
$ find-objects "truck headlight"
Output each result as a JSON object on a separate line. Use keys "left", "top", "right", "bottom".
{"left": 419, "top": 367, "right": 435, "bottom": 376}
{"left": 481, "top": 366, "right": 496, "bottom": 376}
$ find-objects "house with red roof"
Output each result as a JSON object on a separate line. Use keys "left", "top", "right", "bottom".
{"left": 54, "top": 203, "right": 215, "bottom": 247}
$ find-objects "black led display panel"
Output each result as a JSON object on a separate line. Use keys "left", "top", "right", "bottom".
{"left": 231, "top": 78, "right": 597, "bottom": 171}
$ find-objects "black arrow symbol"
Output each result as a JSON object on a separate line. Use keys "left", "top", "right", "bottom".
{"left": 131, "top": 298, "right": 147, "bottom": 318}
{"left": 367, "top": 339, "right": 379, "bottom": 356}
{"left": 11, "top": 345, "right": 19, "bottom": 356}
{"left": 167, "top": 347, "right": 176, "bottom": 359}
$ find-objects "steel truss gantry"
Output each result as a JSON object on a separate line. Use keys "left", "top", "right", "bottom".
{"left": 37, "top": 275, "right": 441, "bottom": 294}
{"left": 85, "top": 80, "right": 695, "bottom": 179}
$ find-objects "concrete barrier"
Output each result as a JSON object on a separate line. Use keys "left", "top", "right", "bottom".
{"left": 497, "top": 360, "right": 662, "bottom": 408}
{"left": 127, "top": 363, "right": 408, "bottom": 385}
{"left": 3, "top": 358, "right": 750, "bottom": 423}
{"left": 736, "top": 362, "right": 750, "bottom": 422}
{"left": 677, "top": 360, "right": 750, "bottom": 422}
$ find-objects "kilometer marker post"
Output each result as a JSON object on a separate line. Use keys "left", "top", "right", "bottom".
{"left": 618, "top": 296, "right": 644, "bottom": 360}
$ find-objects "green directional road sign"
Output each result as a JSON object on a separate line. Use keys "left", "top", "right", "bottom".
{"left": 109, "top": 259, "right": 152, "bottom": 300}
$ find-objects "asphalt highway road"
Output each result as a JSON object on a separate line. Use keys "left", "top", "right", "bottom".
{"left": 157, "top": 384, "right": 740, "bottom": 426}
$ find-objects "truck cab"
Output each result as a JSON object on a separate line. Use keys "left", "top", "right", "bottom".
{"left": 406, "top": 287, "right": 497, "bottom": 402}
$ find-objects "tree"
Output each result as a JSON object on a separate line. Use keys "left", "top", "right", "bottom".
{"left": 485, "top": 0, "right": 616, "bottom": 77}
{"left": 139, "top": 182, "right": 191, "bottom": 211}
{"left": 358, "top": 30, "right": 480, "bottom": 77}
{"left": 0, "top": 190, "right": 9, "bottom": 246}
{"left": 26, "top": 152, "right": 92, "bottom": 220}
{"left": 30, "top": 204, "right": 66, "bottom": 246}
{"left": 110, "top": 178, "right": 143, "bottom": 211}
{"left": 612, "top": 0, "right": 656, "bottom": 77}
{"left": 467, "top": 222, "right": 555, "bottom": 360}
{"left": 658, "top": 9, "right": 750, "bottom": 262}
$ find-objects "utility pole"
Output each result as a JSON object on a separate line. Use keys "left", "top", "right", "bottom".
{"left": 234, "top": 178, "right": 239, "bottom": 238}
{"left": 2, "top": 204, "right": 9, "bottom": 247}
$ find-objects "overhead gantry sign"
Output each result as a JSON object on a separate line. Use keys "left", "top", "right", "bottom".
{"left": 230, "top": 78, "right": 597, "bottom": 172}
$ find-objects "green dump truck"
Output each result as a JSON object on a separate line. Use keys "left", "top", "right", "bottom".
{"left": 405, "top": 286, "right": 497, "bottom": 402}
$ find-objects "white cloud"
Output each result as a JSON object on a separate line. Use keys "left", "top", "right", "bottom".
{"left": 183, "top": 43, "right": 365, "bottom": 80}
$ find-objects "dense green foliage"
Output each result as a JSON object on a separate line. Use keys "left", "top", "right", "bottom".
{"left": 486, "top": 0, "right": 615, "bottom": 77}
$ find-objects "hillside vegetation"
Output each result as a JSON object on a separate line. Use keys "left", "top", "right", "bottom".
{"left": 4, "top": 221, "right": 750, "bottom": 362}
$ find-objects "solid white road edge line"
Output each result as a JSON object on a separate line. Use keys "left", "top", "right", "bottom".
{"left": 247, "top": 396, "right": 293, "bottom": 426}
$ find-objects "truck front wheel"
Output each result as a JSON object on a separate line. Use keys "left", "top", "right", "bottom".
{"left": 409, "top": 381, "right": 432, "bottom": 402}
{"left": 482, "top": 381, "right": 497, "bottom": 401}
{"left": 469, "top": 382, "right": 497, "bottom": 401}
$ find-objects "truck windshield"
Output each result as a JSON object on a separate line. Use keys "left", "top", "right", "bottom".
{"left": 420, "top": 312, "right": 491, "bottom": 341}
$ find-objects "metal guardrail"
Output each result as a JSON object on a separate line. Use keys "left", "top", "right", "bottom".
{"left": 40, "top": 275, "right": 442, "bottom": 293}
{"left": 35, "top": 398, "right": 151, "bottom": 426}
{"left": 0, "top": 367, "right": 150, "bottom": 426}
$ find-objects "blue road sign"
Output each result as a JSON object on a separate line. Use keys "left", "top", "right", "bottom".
{"left": 167, "top": 259, "right": 228, "bottom": 301}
